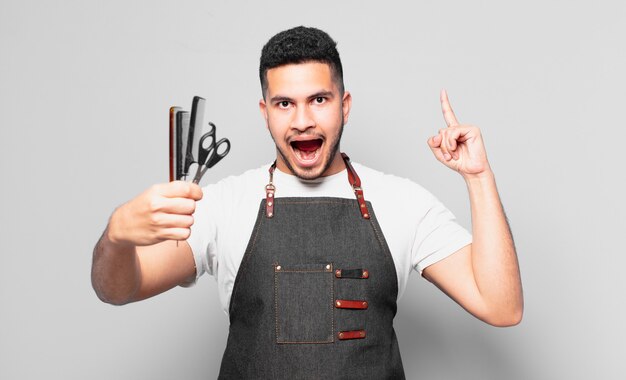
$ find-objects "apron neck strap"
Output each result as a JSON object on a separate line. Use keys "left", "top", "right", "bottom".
{"left": 265, "top": 161, "right": 277, "bottom": 218}
{"left": 265, "top": 154, "right": 371, "bottom": 219}
{"left": 341, "top": 153, "right": 370, "bottom": 219}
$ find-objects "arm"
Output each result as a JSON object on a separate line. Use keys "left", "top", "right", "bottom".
{"left": 422, "top": 90, "right": 523, "bottom": 327}
{"left": 91, "top": 181, "right": 202, "bottom": 305}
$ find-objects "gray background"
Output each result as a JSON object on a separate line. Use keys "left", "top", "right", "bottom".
{"left": 1, "top": 0, "right": 624, "bottom": 379}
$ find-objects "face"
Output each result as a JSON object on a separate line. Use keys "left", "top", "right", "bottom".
{"left": 259, "top": 62, "right": 352, "bottom": 180}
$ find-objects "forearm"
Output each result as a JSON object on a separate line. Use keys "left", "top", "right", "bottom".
{"left": 91, "top": 226, "right": 142, "bottom": 305}
{"left": 91, "top": 182, "right": 202, "bottom": 305}
{"left": 465, "top": 170, "right": 523, "bottom": 325}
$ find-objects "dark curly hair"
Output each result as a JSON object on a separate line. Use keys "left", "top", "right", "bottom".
{"left": 259, "top": 26, "right": 344, "bottom": 98}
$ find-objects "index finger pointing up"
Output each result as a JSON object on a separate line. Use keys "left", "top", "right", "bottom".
{"left": 440, "top": 89, "right": 459, "bottom": 127}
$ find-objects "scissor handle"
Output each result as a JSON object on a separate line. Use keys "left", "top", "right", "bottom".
{"left": 191, "top": 137, "right": 231, "bottom": 184}
{"left": 197, "top": 128, "right": 216, "bottom": 166}
{"left": 198, "top": 122, "right": 231, "bottom": 167}
{"left": 205, "top": 138, "right": 231, "bottom": 168}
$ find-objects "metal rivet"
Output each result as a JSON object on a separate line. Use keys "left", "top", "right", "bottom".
{"left": 268, "top": 201, "right": 273, "bottom": 206}
{"left": 362, "top": 302, "right": 368, "bottom": 308}
{"left": 325, "top": 264, "right": 331, "bottom": 270}
{"left": 276, "top": 265, "right": 281, "bottom": 271}
{"left": 360, "top": 204, "right": 365, "bottom": 208}
{"left": 335, "top": 269, "right": 341, "bottom": 277}
{"left": 268, "top": 212, "right": 273, "bottom": 217}
{"left": 339, "top": 332, "right": 344, "bottom": 339}
{"left": 363, "top": 270, "right": 369, "bottom": 278}
{"left": 268, "top": 193, "right": 273, "bottom": 198}
{"left": 360, "top": 331, "right": 365, "bottom": 337}
{"left": 364, "top": 213, "right": 369, "bottom": 218}
{"left": 336, "top": 301, "right": 341, "bottom": 307}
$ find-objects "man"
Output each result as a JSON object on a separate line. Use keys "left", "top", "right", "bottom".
{"left": 92, "top": 26, "right": 522, "bottom": 378}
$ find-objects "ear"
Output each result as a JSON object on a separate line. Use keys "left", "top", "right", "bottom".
{"left": 341, "top": 91, "right": 352, "bottom": 125}
{"left": 259, "top": 98, "right": 269, "bottom": 129}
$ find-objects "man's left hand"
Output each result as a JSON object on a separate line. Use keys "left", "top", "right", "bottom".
{"left": 427, "top": 90, "right": 491, "bottom": 178}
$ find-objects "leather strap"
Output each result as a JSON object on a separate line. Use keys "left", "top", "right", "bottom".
{"left": 335, "top": 268, "right": 369, "bottom": 279}
{"left": 265, "top": 162, "right": 276, "bottom": 218}
{"left": 335, "top": 299, "right": 368, "bottom": 309}
{"left": 341, "top": 153, "right": 370, "bottom": 219}
{"left": 338, "top": 330, "right": 366, "bottom": 340}
{"left": 265, "top": 154, "right": 370, "bottom": 219}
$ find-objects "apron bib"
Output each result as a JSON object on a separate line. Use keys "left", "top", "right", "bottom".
{"left": 218, "top": 154, "right": 405, "bottom": 379}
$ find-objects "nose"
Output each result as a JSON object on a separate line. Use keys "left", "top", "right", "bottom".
{"left": 291, "top": 105, "right": 315, "bottom": 132}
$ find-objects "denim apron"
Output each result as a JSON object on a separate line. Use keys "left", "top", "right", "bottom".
{"left": 218, "top": 154, "right": 405, "bottom": 379}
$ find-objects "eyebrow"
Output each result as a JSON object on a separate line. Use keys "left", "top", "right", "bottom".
{"left": 269, "top": 90, "right": 335, "bottom": 104}
{"left": 269, "top": 95, "right": 294, "bottom": 104}
{"left": 308, "top": 91, "right": 335, "bottom": 100}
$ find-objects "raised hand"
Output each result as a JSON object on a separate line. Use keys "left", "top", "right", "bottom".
{"left": 106, "top": 181, "right": 203, "bottom": 247}
{"left": 427, "top": 90, "right": 491, "bottom": 178}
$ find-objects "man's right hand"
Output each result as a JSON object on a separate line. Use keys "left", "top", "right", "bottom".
{"left": 107, "top": 181, "right": 203, "bottom": 247}
{"left": 92, "top": 181, "right": 202, "bottom": 305}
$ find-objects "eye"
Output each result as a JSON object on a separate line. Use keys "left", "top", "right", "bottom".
{"left": 278, "top": 100, "right": 290, "bottom": 109}
{"left": 314, "top": 97, "right": 326, "bottom": 104}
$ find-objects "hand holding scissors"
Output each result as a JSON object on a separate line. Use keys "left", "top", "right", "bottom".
{"left": 191, "top": 122, "right": 231, "bottom": 184}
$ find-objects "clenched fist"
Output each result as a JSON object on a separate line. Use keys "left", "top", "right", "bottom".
{"left": 107, "top": 181, "right": 203, "bottom": 247}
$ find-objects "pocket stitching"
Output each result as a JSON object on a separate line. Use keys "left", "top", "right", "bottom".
{"left": 274, "top": 263, "right": 334, "bottom": 344}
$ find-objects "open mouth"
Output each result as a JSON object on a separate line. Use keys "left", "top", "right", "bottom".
{"left": 290, "top": 138, "right": 323, "bottom": 164}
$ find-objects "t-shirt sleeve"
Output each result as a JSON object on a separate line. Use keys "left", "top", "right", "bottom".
{"left": 182, "top": 185, "right": 218, "bottom": 286}
{"left": 412, "top": 196, "right": 472, "bottom": 274}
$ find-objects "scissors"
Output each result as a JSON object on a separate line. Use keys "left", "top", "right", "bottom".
{"left": 191, "top": 122, "right": 231, "bottom": 184}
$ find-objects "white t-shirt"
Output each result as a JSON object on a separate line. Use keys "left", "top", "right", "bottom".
{"left": 188, "top": 163, "right": 472, "bottom": 316}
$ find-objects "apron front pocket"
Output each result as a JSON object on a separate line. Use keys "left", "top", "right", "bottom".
{"left": 274, "top": 263, "right": 334, "bottom": 344}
